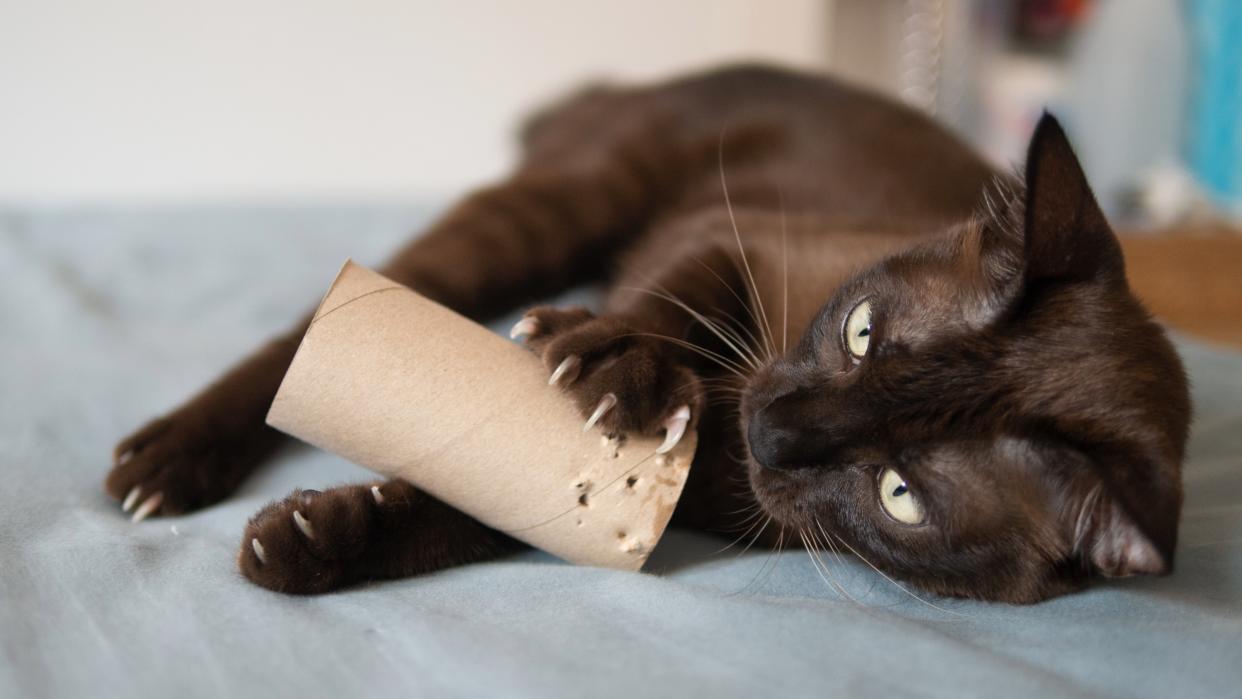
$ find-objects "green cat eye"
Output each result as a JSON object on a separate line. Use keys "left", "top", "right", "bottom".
{"left": 878, "top": 467, "right": 925, "bottom": 525}
{"left": 843, "top": 299, "right": 873, "bottom": 360}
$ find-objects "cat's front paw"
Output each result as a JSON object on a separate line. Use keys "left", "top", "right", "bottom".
{"left": 239, "top": 482, "right": 400, "bottom": 594}
{"left": 511, "top": 307, "right": 703, "bottom": 451}
{"left": 106, "top": 411, "right": 273, "bottom": 522}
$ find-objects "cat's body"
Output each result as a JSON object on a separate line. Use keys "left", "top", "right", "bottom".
{"left": 106, "top": 65, "right": 1189, "bottom": 603}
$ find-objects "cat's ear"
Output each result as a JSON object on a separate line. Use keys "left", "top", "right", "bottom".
{"left": 1022, "top": 113, "right": 1125, "bottom": 285}
{"left": 1074, "top": 483, "right": 1171, "bottom": 578}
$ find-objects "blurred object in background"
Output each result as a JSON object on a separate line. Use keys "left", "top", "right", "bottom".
{"left": 830, "top": 0, "right": 1239, "bottom": 229}
{"left": 0, "top": 0, "right": 832, "bottom": 204}
{"left": 1120, "top": 223, "right": 1242, "bottom": 348}
{"left": 1185, "top": 0, "right": 1242, "bottom": 218}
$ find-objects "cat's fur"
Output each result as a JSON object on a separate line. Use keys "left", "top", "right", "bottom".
{"left": 105, "top": 65, "right": 1190, "bottom": 603}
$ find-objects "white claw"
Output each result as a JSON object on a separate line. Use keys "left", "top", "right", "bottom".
{"left": 583, "top": 393, "right": 617, "bottom": 432}
{"left": 548, "top": 355, "right": 581, "bottom": 386}
{"left": 656, "top": 405, "right": 691, "bottom": 454}
{"left": 509, "top": 316, "right": 538, "bottom": 340}
{"left": 371, "top": 485, "right": 385, "bottom": 505}
{"left": 130, "top": 492, "right": 163, "bottom": 523}
{"left": 121, "top": 486, "right": 142, "bottom": 513}
{"left": 252, "top": 538, "right": 267, "bottom": 564}
{"left": 293, "top": 510, "right": 315, "bottom": 540}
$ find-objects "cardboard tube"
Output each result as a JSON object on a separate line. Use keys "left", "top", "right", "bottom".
{"left": 266, "top": 261, "right": 696, "bottom": 571}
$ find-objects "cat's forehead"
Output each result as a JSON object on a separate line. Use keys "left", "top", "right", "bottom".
{"left": 852, "top": 244, "right": 987, "bottom": 348}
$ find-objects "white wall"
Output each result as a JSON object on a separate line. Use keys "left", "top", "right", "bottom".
{"left": 0, "top": 0, "right": 830, "bottom": 204}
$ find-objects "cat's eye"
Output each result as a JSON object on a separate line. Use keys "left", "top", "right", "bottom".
{"left": 843, "top": 299, "right": 873, "bottom": 360}
{"left": 878, "top": 468, "right": 925, "bottom": 525}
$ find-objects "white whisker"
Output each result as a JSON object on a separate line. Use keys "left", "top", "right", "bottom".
{"left": 818, "top": 521, "right": 964, "bottom": 617}
{"left": 617, "top": 285, "right": 761, "bottom": 371}
{"left": 779, "top": 190, "right": 789, "bottom": 355}
{"left": 718, "top": 130, "right": 777, "bottom": 360}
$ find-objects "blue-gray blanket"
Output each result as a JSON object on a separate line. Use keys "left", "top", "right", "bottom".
{"left": 3, "top": 205, "right": 1240, "bottom": 698}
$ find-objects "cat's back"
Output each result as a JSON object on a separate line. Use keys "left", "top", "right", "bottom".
{"left": 665, "top": 64, "right": 996, "bottom": 222}
{"left": 525, "top": 64, "right": 996, "bottom": 225}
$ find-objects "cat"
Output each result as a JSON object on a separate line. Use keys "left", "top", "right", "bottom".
{"left": 105, "top": 65, "right": 1190, "bottom": 603}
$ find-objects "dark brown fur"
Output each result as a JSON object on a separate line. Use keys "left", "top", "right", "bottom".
{"left": 105, "top": 65, "right": 1190, "bottom": 603}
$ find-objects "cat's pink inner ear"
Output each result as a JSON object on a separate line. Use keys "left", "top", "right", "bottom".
{"left": 1087, "top": 498, "right": 1168, "bottom": 578}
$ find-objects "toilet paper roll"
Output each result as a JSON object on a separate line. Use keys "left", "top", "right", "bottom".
{"left": 266, "top": 261, "right": 696, "bottom": 570}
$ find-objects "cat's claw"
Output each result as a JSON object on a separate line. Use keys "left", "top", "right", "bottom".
{"left": 131, "top": 492, "right": 163, "bottom": 523}
{"left": 251, "top": 538, "right": 267, "bottom": 565}
{"left": 371, "top": 485, "right": 385, "bottom": 504}
{"left": 509, "top": 316, "right": 538, "bottom": 340}
{"left": 549, "top": 355, "right": 581, "bottom": 386}
{"left": 121, "top": 486, "right": 142, "bottom": 513}
{"left": 656, "top": 405, "right": 691, "bottom": 454}
{"left": 293, "top": 510, "right": 315, "bottom": 540}
{"left": 583, "top": 393, "right": 617, "bottom": 432}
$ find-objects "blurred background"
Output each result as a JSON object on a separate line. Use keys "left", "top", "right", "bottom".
{"left": 1, "top": 0, "right": 1239, "bottom": 340}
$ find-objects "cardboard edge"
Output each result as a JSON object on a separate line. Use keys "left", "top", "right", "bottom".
{"left": 266, "top": 258, "right": 358, "bottom": 429}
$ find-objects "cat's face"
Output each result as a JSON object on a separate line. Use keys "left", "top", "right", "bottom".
{"left": 739, "top": 115, "right": 1190, "bottom": 603}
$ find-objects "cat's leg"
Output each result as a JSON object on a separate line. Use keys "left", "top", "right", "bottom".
{"left": 238, "top": 479, "right": 523, "bottom": 594}
{"left": 106, "top": 123, "right": 690, "bottom": 520}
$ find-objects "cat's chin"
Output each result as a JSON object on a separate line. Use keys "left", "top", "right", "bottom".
{"left": 744, "top": 458, "right": 829, "bottom": 530}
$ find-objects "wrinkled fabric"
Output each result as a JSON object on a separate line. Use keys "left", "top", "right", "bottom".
{"left": 2, "top": 205, "right": 1240, "bottom": 698}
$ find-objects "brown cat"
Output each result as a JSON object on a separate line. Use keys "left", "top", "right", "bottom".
{"left": 105, "top": 65, "right": 1190, "bottom": 603}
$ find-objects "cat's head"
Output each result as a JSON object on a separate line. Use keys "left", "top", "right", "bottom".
{"left": 739, "top": 114, "right": 1191, "bottom": 603}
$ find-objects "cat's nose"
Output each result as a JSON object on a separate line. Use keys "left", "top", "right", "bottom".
{"left": 748, "top": 416, "right": 801, "bottom": 470}
{"left": 747, "top": 402, "right": 834, "bottom": 471}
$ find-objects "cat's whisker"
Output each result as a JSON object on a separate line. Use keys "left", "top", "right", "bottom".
{"left": 718, "top": 132, "right": 778, "bottom": 361}
{"left": 706, "top": 306, "right": 768, "bottom": 367}
{"left": 820, "top": 526, "right": 852, "bottom": 577}
{"left": 616, "top": 331, "right": 749, "bottom": 378}
{"left": 731, "top": 513, "right": 772, "bottom": 557}
{"left": 618, "top": 285, "right": 762, "bottom": 371}
{"left": 723, "top": 502, "right": 764, "bottom": 524}
{"left": 713, "top": 512, "right": 768, "bottom": 555}
{"left": 751, "top": 526, "right": 787, "bottom": 592}
{"left": 617, "top": 275, "right": 751, "bottom": 356}
{"left": 652, "top": 276, "right": 767, "bottom": 368}
{"left": 718, "top": 509, "right": 765, "bottom": 535}
{"left": 688, "top": 256, "right": 771, "bottom": 361}
{"left": 818, "top": 521, "right": 964, "bottom": 617}
{"left": 731, "top": 527, "right": 782, "bottom": 597}
{"left": 779, "top": 190, "right": 789, "bottom": 355}
{"left": 807, "top": 525, "right": 866, "bottom": 607}
{"left": 800, "top": 529, "right": 859, "bottom": 605}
